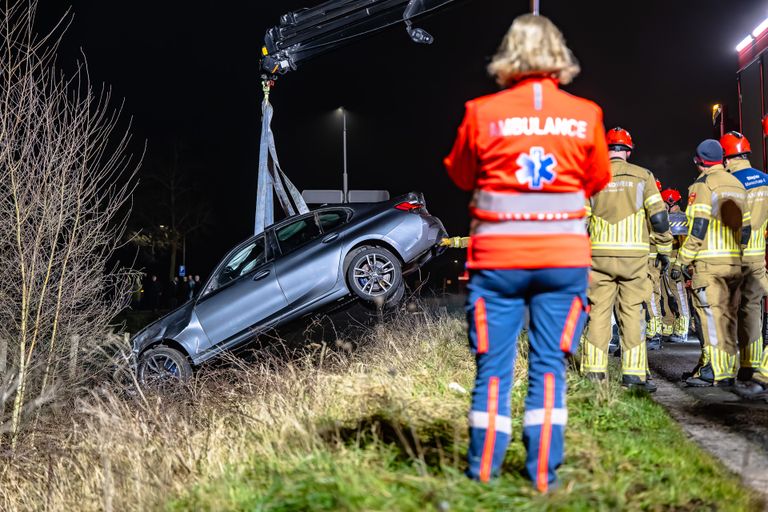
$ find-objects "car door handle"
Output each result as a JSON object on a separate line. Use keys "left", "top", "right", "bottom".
{"left": 252, "top": 269, "right": 271, "bottom": 281}
{"left": 322, "top": 233, "right": 339, "bottom": 243}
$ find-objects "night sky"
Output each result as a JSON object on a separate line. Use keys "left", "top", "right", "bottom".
{"left": 37, "top": 0, "right": 768, "bottom": 277}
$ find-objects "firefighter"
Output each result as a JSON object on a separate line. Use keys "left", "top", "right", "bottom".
{"left": 661, "top": 188, "right": 691, "bottom": 343}
{"left": 444, "top": 14, "right": 611, "bottom": 490}
{"left": 581, "top": 127, "right": 672, "bottom": 391}
{"left": 672, "top": 139, "right": 749, "bottom": 387}
{"left": 646, "top": 178, "right": 666, "bottom": 351}
{"left": 720, "top": 131, "right": 768, "bottom": 383}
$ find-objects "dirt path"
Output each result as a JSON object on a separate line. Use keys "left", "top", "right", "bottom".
{"left": 648, "top": 342, "right": 768, "bottom": 507}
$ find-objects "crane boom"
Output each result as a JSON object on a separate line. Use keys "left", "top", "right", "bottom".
{"left": 261, "top": 0, "right": 460, "bottom": 76}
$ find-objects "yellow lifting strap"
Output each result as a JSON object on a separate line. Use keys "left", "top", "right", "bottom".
{"left": 439, "top": 236, "right": 469, "bottom": 249}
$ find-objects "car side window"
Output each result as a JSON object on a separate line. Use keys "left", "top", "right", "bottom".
{"left": 276, "top": 216, "right": 321, "bottom": 254}
{"left": 317, "top": 209, "right": 350, "bottom": 233}
{"left": 216, "top": 237, "right": 267, "bottom": 289}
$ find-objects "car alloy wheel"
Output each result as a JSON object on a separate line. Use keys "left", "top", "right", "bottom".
{"left": 353, "top": 252, "right": 397, "bottom": 297}
{"left": 137, "top": 346, "right": 192, "bottom": 387}
{"left": 346, "top": 246, "right": 403, "bottom": 303}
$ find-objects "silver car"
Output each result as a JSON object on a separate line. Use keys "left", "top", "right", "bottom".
{"left": 132, "top": 192, "right": 447, "bottom": 384}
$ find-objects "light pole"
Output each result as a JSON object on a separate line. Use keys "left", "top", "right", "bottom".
{"left": 712, "top": 103, "right": 724, "bottom": 138}
{"left": 531, "top": 0, "right": 540, "bottom": 15}
{"left": 339, "top": 107, "right": 349, "bottom": 202}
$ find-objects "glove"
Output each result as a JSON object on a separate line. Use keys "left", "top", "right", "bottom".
{"left": 670, "top": 264, "right": 692, "bottom": 282}
{"left": 655, "top": 253, "right": 670, "bottom": 273}
{"left": 439, "top": 236, "right": 469, "bottom": 249}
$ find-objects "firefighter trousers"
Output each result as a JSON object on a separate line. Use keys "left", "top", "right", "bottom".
{"left": 755, "top": 349, "right": 768, "bottom": 384}
{"left": 466, "top": 267, "right": 589, "bottom": 492}
{"left": 690, "top": 262, "right": 742, "bottom": 381}
{"left": 582, "top": 256, "right": 650, "bottom": 379}
{"left": 738, "top": 261, "right": 768, "bottom": 369}
{"left": 646, "top": 260, "right": 663, "bottom": 339}
{"left": 664, "top": 278, "right": 691, "bottom": 340}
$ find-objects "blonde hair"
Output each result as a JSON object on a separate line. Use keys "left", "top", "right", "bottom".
{"left": 488, "top": 14, "right": 580, "bottom": 87}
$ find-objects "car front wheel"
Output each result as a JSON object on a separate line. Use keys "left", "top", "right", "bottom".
{"left": 346, "top": 246, "right": 403, "bottom": 304}
{"left": 137, "top": 346, "right": 192, "bottom": 387}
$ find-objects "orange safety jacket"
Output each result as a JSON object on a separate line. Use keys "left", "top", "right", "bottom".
{"left": 444, "top": 78, "right": 611, "bottom": 269}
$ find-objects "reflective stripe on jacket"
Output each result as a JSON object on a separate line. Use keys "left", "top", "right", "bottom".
{"left": 729, "top": 159, "right": 768, "bottom": 263}
{"left": 444, "top": 78, "right": 611, "bottom": 269}
{"left": 587, "top": 159, "right": 672, "bottom": 258}
{"left": 678, "top": 165, "right": 748, "bottom": 266}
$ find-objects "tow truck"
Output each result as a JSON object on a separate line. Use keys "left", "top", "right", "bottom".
{"left": 260, "top": 0, "right": 461, "bottom": 76}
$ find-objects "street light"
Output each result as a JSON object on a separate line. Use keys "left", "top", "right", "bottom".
{"left": 712, "top": 103, "right": 724, "bottom": 138}
{"left": 338, "top": 107, "right": 349, "bottom": 203}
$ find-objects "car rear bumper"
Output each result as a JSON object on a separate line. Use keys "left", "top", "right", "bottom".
{"left": 403, "top": 215, "right": 448, "bottom": 275}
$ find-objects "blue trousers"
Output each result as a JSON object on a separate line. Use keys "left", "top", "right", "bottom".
{"left": 465, "top": 268, "right": 589, "bottom": 492}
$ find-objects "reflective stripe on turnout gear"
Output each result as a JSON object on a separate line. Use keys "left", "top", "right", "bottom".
{"left": 621, "top": 344, "right": 648, "bottom": 377}
{"left": 678, "top": 165, "right": 746, "bottom": 266}
{"left": 700, "top": 345, "right": 737, "bottom": 380}
{"left": 580, "top": 338, "right": 608, "bottom": 373}
{"left": 730, "top": 160, "right": 768, "bottom": 262}
{"left": 741, "top": 339, "right": 763, "bottom": 368}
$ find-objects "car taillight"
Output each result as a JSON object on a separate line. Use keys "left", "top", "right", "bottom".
{"left": 395, "top": 201, "right": 424, "bottom": 212}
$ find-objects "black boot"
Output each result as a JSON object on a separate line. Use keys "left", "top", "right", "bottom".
{"left": 622, "top": 374, "right": 657, "bottom": 393}
{"left": 584, "top": 372, "right": 606, "bottom": 382}
{"left": 685, "top": 363, "right": 715, "bottom": 387}
{"left": 733, "top": 380, "right": 768, "bottom": 401}
{"left": 647, "top": 335, "right": 662, "bottom": 351}
{"left": 737, "top": 367, "right": 755, "bottom": 383}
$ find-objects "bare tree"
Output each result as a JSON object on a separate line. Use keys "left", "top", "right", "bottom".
{"left": 130, "top": 142, "right": 212, "bottom": 280}
{"left": 0, "top": 1, "right": 140, "bottom": 448}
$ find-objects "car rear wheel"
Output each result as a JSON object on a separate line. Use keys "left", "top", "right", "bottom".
{"left": 384, "top": 282, "right": 406, "bottom": 309}
{"left": 346, "top": 246, "right": 403, "bottom": 303}
{"left": 137, "top": 346, "right": 192, "bottom": 387}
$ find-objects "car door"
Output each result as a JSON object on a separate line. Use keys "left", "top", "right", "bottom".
{"left": 194, "top": 234, "right": 288, "bottom": 348}
{"left": 273, "top": 210, "right": 349, "bottom": 307}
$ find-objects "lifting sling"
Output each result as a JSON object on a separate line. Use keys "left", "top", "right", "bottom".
{"left": 254, "top": 81, "right": 309, "bottom": 235}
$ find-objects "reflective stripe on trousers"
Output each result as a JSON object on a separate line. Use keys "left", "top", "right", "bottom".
{"left": 466, "top": 268, "right": 588, "bottom": 490}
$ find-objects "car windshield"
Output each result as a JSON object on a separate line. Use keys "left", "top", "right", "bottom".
{"left": 216, "top": 237, "right": 267, "bottom": 289}
{"left": 276, "top": 217, "right": 321, "bottom": 254}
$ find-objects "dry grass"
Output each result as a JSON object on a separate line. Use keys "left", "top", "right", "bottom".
{"left": 0, "top": 310, "right": 469, "bottom": 511}
{"left": 0, "top": 308, "right": 761, "bottom": 512}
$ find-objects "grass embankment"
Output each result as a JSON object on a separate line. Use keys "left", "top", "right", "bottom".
{"left": 1, "top": 310, "right": 760, "bottom": 511}
{"left": 169, "top": 313, "right": 760, "bottom": 512}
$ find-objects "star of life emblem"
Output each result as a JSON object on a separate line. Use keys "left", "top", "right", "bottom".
{"left": 516, "top": 147, "right": 557, "bottom": 190}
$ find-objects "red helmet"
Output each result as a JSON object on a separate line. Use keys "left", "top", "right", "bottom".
{"left": 661, "top": 188, "right": 681, "bottom": 205}
{"left": 656, "top": 179, "right": 662, "bottom": 191}
{"left": 720, "top": 131, "right": 751, "bottom": 158}
{"left": 606, "top": 127, "right": 634, "bottom": 151}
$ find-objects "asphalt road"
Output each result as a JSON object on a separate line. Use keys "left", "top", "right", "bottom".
{"left": 648, "top": 340, "right": 768, "bottom": 451}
